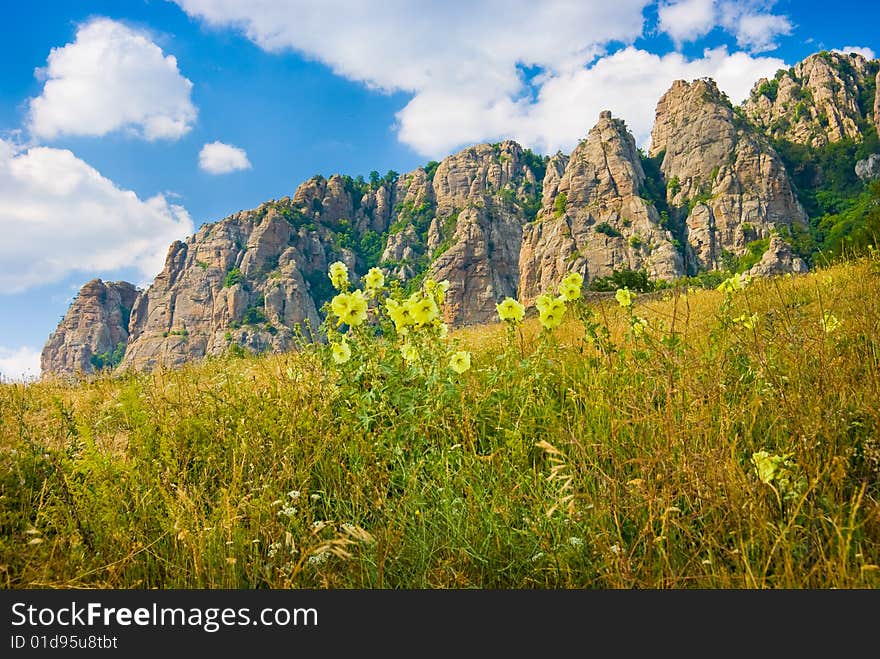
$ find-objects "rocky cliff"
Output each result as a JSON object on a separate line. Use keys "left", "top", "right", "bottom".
{"left": 518, "top": 111, "right": 683, "bottom": 303}
{"left": 42, "top": 52, "right": 880, "bottom": 376}
{"left": 417, "top": 141, "right": 537, "bottom": 324}
{"left": 743, "top": 51, "right": 879, "bottom": 148}
{"left": 650, "top": 79, "right": 807, "bottom": 271}
{"left": 119, "top": 170, "right": 416, "bottom": 371}
{"left": 875, "top": 68, "right": 880, "bottom": 136}
{"left": 98, "top": 142, "right": 543, "bottom": 371}
{"left": 41, "top": 279, "right": 139, "bottom": 376}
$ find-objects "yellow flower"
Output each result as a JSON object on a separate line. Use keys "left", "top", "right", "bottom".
{"left": 425, "top": 278, "right": 451, "bottom": 304}
{"left": 496, "top": 297, "right": 525, "bottom": 323}
{"left": 333, "top": 290, "right": 368, "bottom": 327}
{"left": 558, "top": 272, "right": 583, "bottom": 301}
{"left": 328, "top": 261, "right": 349, "bottom": 291}
{"left": 409, "top": 294, "right": 439, "bottom": 326}
{"left": 363, "top": 267, "right": 384, "bottom": 294}
{"left": 615, "top": 287, "right": 634, "bottom": 308}
{"left": 330, "top": 292, "right": 351, "bottom": 321}
{"left": 558, "top": 281, "right": 581, "bottom": 302}
{"left": 822, "top": 311, "right": 840, "bottom": 334}
{"left": 331, "top": 341, "right": 351, "bottom": 364}
{"left": 437, "top": 281, "right": 450, "bottom": 304}
{"left": 734, "top": 313, "right": 759, "bottom": 330}
{"left": 535, "top": 293, "right": 555, "bottom": 313}
{"left": 400, "top": 343, "right": 419, "bottom": 363}
{"left": 386, "top": 298, "right": 412, "bottom": 331}
{"left": 449, "top": 351, "right": 471, "bottom": 374}
{"left": 437, "top": 323, "right": 449, "bottom": 339}
{"left": 562, "top": 271, "right": 584, "bottom": 288}
{"left": 717, "top": 273, "right": 751, "bottom": 294}
{"left": 631, "top": 316, "right": 648, "bottom": 336}
{"left": 538, "top": 296, "right": 566, "bottom": 330}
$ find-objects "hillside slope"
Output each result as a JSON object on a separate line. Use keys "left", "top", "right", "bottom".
{"left": 6, "top": 256, "right": 880, "bottom": 588}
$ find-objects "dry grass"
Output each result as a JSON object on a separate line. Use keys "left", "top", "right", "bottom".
{"left": 2, "top": 257, "right": 879, "bottom": 588}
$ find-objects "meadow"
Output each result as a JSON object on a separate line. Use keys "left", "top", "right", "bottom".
{"left": 2, "top": 255, "right": 879, "bottom": 588}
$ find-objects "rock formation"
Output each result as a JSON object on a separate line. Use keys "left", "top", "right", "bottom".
{"left": 518, "top": 111, "right": 683, "bottom": 303}
{"left": 424, "top": 141, "right": 536, "bottom": 324}
{"left": 44, "top": 53, "right": 880, "bottom": 376}
{"left": 856, "top": 154, "right": 880, "bottom": 182}
{"left": 748, "top": 236, "right": 809, "bottom": 277}
{"left": 743, "top": 51, "right": 879, "bottom": 148}
{"left": 875, "top": 69, "right": 880, "bottom": 136}
{"left": 40, "top": 280, "right": 139, "bottom": 376}
{"left": 651, "top": 79, "right": 807, "bottom": 272}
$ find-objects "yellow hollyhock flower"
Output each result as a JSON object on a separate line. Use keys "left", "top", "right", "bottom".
{"left": 328, "top": 261, "right": 349, "bottom": 291}
{"left": 363, "top": 267, "right": 384, "bottom": 294}
{"left": 562, "top": 272, "right": 584, "bottom": 288}
{"left": 425, "top": 278, "right": 450, "bottom": 304}
{"left": 496, "top": 297, "right": 525, "bottom": 323}
{"left": 331, "top": 341, "right": 352, "bottom": 364}
{"left": 410, "top": 295, "right": 439, "bottom": 326}
{"left": 400, "top": 343, "right": 419, "bottom": 363}
{"left": 558, "top": 280, "right": 581, "bottom": 301}
{"left": 615, "top": 287, "right": 634, "bottom": 308}
{"left": 386, "top": 298, "right": 411, "bottom": 331}
{"left": 538, "top": 297, "right": 566, "bottom": 329}
{"left": 435, "top": 279, "right": 450, "bottom": 303}
{"left": 717, "top": 273, "right": 750, "bottom": 294}
{"left": 535, "top": 293, "right": 555, "bottom": 313}
{"left": 338, "top": 290, "right": 368, "bottom": 327}
{"left": 631, "top": 316, "right": 648, "bottom": 336}
{"left": 330, "top": 293, "right": 351, "bottom": 323}
{"left": 558, "top": 272, "right": 583, "bottom": 301}
{"left": 449, "top": 351, "right": 471, "bottom": 374}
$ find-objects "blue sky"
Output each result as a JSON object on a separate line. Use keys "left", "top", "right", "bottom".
{"left": 1, "top": 0, "right": 878, "bottom": 379}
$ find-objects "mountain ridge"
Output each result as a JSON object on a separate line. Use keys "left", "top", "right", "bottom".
{"left": 41, "top": 50, "right": 880, "bottom": 376}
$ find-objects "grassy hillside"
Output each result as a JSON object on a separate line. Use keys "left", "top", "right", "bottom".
{"left": 2, "top": 255, "right": 880, "bottom": 588}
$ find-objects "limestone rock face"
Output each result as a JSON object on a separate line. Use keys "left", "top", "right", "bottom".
{"left": 518, "top": 111, "right": 684, "bottom": 303}
{"left": 121, "top": 205, "right": 326, "bottom": 371}
{"left": 47, "top": 62, "right": 858, "bottom": 375}
{"left": 41, "top": 280, "right": 139, "bottom": 376}
{"left": 380, "top": 141, "right": 539, "bottom": 324}
{"left": 651, "top": 79, "right": 807, "bottom": 272}
{"left": 856, "top": 153, "right": 880, "bottom": 182}
{"left": 743, "top": 52, "right": 878, "bottom": 148}
{"left": 426, "top": 141, "right": 535, "bottom": 324}
{"left": 875, "top": 69, "right": 880, "bottom": 136}
{"left": 748, "top": 236, "right": 809, "bottom": 277}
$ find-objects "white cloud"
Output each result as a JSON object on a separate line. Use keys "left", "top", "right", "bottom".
{"left": 0, "top": 139, "right": 193, "bottom": 293}
{"left": 28, "top": 18, "right": 197, "bottom": 141}
{"left": 199, "top": 141, "right": 252, "bottom": 174}
{"left": 659, "top": 1, "right": 792, "bottom": 53}
{"left": 175, "top": 0, "right": 652, "bottom": 90}
{"left": 728, "top": 10, "right": 792, "bottom": 53}
{"left": 173, "top": 1, "right": 789, "bottom": 158}
{"left": 417, "top": 46, "right": 785, "bottom": 156}
{"left": 0, "top": 346, "right": 41, "bottom": 382}
{"left": 658, "top": 0, "right": 717, "bottom": 46}
{"left": 398, "top": 46, "right": 787, "bottom": 155}
{"left": 837, "top": 46, "right": 876, "bottom": 60}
